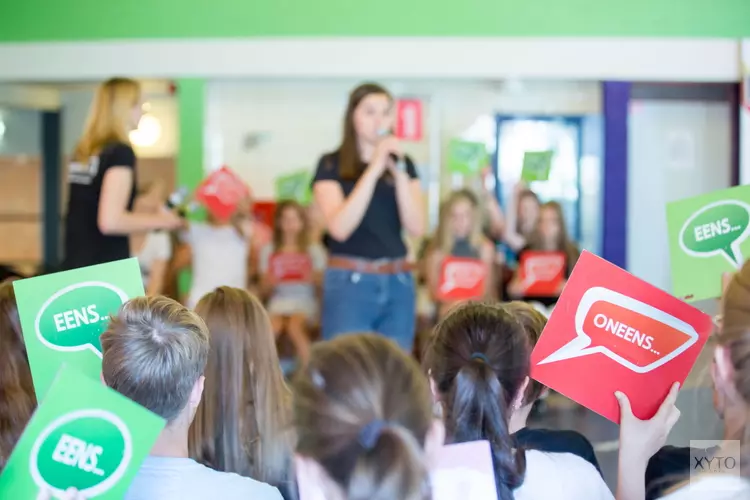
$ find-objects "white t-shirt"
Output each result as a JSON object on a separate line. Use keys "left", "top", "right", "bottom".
{"left": 125, "top": 456, "right": 283, "bottom": 500}
{"left": 658, "top": 475, "right": 750, "bottom": 499}
{"left": 186, "top": 223, "right": 249, "bottom": 308}
{"left": 136, "top": 231, "right": 172, "bottom": 286}
{"left": 514, "top": 450, "right": 614, "bottom": 500}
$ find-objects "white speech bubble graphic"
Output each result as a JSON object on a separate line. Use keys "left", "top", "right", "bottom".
{"left": 536, "top": 287, "right": 699, "bottom": 374}
{"left": 678, "top": 199, "right": 750, "bottom": 269}
{"left": 520, "top": 254, "right": 565, "bottom": 290}
{"left": 30, "top": 409, "right": 133, "bottom": 498}
{"left": 35, "top": 281, "right": 128, "bottom": 358}
{"left": 439, "top": 261, "right": 485, "bottom": 294}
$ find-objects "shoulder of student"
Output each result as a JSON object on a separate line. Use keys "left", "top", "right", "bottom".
{"left": 521, "top": 450, "right": 613, "bottom": 499}
{"left": 658, "top": 475, "right": 750, "bottom": 499}
{"left": 204, "top": 467, "right": 284, "bottom": 500}
{"left": 312, "top": 151, "right": 340, "bottom": 183}
{"left": 102, "top": 142, "right": 136, "bottom": 168}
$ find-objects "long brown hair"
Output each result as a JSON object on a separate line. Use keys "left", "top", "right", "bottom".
{"left": 72, "top": 77, "right": 140, "bottom": 162}
{"left": 293, "top": 333, "right": 432, "bottom": 499}
{"left": 718, "top": 260, "right": 750, "bottom": 477}
{"left": 272, "top": 200, "right": 310, "bottom": 252}
{"left": 191, "top": 287, "right": 294, "bottom": 491}
{"left": 337, "top": 83, "right": 393, "bottom": 181}
{"left": 0, "top": 281, "right": 37, "bottom": 471}
{"left": 527, "top": 201, "right": 579, "bottom": 270}
{"left": 424, "top": 302, "right": 528, "bottom": 500}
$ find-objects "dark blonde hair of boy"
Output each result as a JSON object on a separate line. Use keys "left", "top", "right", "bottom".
{"left": 100, "top": 295, "right": 209, "bottom": 422}
{"left": 503, "top": 301, "right": 548, "bottom": 405}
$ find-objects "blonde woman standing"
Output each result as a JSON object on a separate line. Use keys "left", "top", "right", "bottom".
{"left": 63, "top": 78, "right": 182, "bottom": 270}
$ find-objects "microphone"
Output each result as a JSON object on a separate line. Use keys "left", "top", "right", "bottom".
{"left": 166, "top": 187, "right": 197, "bottom": 218}
{"left": 377, "top": 129, "right": 406, "bottom": 172}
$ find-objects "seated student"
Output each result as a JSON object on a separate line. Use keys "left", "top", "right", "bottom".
{"left": 423, "top": 302, "right": 612, "bottom": 500}
{"left": 259, "top": 200, "right": 326, "bottom": 365}
{"left": 191, "top": 287, "right": 296, "bottom": 499}
{"left": 507, "top": 201, "right": 579, "bottom": 309}
{"left": 0, "top": 282, "right": 36, "bottom": 471}
{"left": 426, "top": 190, "right": 495, "bottom": 317}
{"left": 616, "top": 264, "right": 750, "bottom": 500}
{"left": 504, "top": 301, "right": 601, "bottom": 476}
{"left": 292, "top": 333, "right": 445, "bottom": 500}
{"left": 100, "top": 295, "right": 283, "bottom": 500}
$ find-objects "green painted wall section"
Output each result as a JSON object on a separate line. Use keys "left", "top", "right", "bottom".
{"left": 2, "top": 0, "right": 750, "bottom": 41}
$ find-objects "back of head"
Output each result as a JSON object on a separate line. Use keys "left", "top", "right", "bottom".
{"left": 503, "top": 302, "right": 548, "bottom": 405}
{"left": 73, "top": 77, "right": 140, "bottom": 161}
{"left": 100, "top": 295, "right": 208, "bottom": 422}
{"left": 720, "top": 261, "right": 750, "bottom": 475}
{"left": 293, "top": 333, "right": 432, "bottom": 500}
{"left": 192, "top": 287, "right": 293, "bottom": 486}
{"left": 0, "top": 282, "right": 36, "bottom": 469}
{"left": 424, "top": 302, "right": 528, "bottom": 500}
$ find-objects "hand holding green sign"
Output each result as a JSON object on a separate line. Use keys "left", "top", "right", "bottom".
{"left": 667, "top": 185, "right": 750, "bottom": 301}
{"left": 0, "top": 365, "right": 164, "bottom": 499}
{"left": 13, "top": 259, "right": 144, "bottom": 397}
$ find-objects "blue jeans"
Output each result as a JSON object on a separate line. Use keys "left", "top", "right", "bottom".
{"left": 321, "top": 268, "right": 416, "bottom": 351}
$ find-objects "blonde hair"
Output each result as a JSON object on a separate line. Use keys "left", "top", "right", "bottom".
{"left": 72, "top": 77, "right": 140, "bottom": 162}
{"left": 435, "top": 189, "right": 483, "bottom": 256}
{"left": 100, "top": 295, "right": 209, "bottom": 422}
{"left": 191, "top": 287, "right": 294, "bottom": 491}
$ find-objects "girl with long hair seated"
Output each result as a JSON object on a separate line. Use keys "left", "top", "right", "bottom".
{"left": 423, "top": 302, "right": 612, "bottom": 499}
{"left": 190, "top": 287, "right": 296, "bottom": 499}
{"left": 292, "top": 333, "right": 444, "bottom": 500}
{"left": 0, "top": 281, "right": 36, "bottom": 471}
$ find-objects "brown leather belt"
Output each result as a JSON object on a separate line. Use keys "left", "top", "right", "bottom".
{"left": 328, "top": 256, "right": 413, "bottom": 274}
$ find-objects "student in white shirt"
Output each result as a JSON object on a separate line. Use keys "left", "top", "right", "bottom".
{"left": 423, "top": 302, "right": 613, "bottom": 500}
{"left": 130, "top": 182, "right": 172, "bottom": 295}
{"left": 100, "top": 295, "right": 282, "bottom": 500}
{"left": 616, "top": 265, "right": 750, "bottom": 500}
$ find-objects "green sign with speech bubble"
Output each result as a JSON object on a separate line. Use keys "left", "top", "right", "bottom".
{"left": 521, "top": 150, "right": 554, "bottom": 182}
{"left": 275, "top": 170, "right": 313, "bottom": 205}
{"left": 447, "top": 139, "right": 488, "bottom": 175}
{"left": 667, "top": 185, "right": 750, "bottom": 301}
{"left": 0, "top": 365, "right": 164, "bottom": 499}
{"left": 13, "top": 258, "right": 144, "bottom": 398}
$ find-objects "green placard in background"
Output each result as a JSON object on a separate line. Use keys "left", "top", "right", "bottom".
{"left": 521, "top": 150, "right": 554, "bottom": 182}
{"left": 667, "top": 184, "right": 750, "bottom": 302}
{"left": 448, "top": 140, "right": 488, "bottom": 175}
{"left": 13, "top": 259, "right": 145, "bottom": 398}
{"left": 275, "top": 170, "right": 312, "bottom": 205}
{"left": 0, "top": 365, "right": 164, "bottom": 499}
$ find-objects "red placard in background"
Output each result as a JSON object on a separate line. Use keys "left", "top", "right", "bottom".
{"left": 195, "top": 166, "right": 250, "bottom": 222}
{"left": 270, "top": 252, "right": 313, "bottom": 282}
{"left": 437, "top": 257, "right": 487, "bottom": 302}
{"left": 519, "top": 251, "right": 566, "bottom": 297}
{"left": 395, "top": 99, "right": 423, "bottom": 141}
{"left": 530, "top": 251, "right": 712, "bottom": 423}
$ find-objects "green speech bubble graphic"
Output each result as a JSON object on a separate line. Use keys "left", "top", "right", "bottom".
{"left": 679, "top": 200, "right": 750, "bottom": 268}
{"left": 30, "top": 409, "right": 132, "bottom": 497}
{"left": 34, "top": 282, "right": 128, "bottom": 358}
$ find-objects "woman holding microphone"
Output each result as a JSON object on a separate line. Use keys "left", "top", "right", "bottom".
{"left": 312, "top": 83, "right": 424, "bottom": 351}
{"left": 63, "top": 78, "right": 182, "bottom": 270}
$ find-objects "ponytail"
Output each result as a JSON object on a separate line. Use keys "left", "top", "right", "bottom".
{"left": 347, "top": 425, "right": 430, "bottom": 500}
{"left": 446, "top": 356, "right": 525, "bottom": 500}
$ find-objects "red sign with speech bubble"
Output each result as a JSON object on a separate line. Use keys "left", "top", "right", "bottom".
{"left": 195, "top": 166, "right": 250, "bottom": 222}
{"left": 437, "top": 257, "right": 487, "bottom": 302}
{"left": 269, "top": 252, "right": 313, "bottom": 282}
{"left": 530, "top": 251, "right": 712, "bottom": 423}
{"left": 519, "top": 251, "right": 565, "bottom": 296}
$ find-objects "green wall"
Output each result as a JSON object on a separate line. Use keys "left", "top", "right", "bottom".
{"left": 2, "top": 0, "right": 750, "bottom": 41}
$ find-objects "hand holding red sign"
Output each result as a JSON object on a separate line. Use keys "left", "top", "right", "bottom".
{"left": 437, "top": 257, "right": 487, "bottom": 302}
{"left": 519, "top": 251, "right": 565, "bottom": 296}
{"left": 269, "top": 253, "right": 313, "bottom": 283}
{"left": 195, "top": 166, "right": 250, "bottom": 222}
{"left": 530, "top": 251, "right": 712, "bottom": 423}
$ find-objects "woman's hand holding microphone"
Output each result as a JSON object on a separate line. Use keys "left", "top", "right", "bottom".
{"left": 370, "top": 133, "right": 405, "bottom": 178}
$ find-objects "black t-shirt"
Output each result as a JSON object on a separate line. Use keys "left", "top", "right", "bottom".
{"left": 63, "top": 143, "right": 137, "bottom": 270}
{"left": 312, "top": 152, "right": 418, "bottom": 260}
{"left": 645, "top": 445, "right": 718, "bottom": 500}
{"left": 513, "top": 427, "right": 602, "bottom": 476}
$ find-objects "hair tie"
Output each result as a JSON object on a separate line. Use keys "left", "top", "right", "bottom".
{"left": 470, "top": 352, "right": 489, "bottom": 364}
{"left": 358, "top": 419, "right": 388, "bottom": 450}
